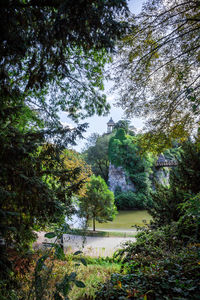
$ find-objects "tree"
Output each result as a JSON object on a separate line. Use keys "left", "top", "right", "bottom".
{"left": 114, "top": 119, "right": 131, "bottom": 133}
{"left": 1, "top": 0, "right": 128, "bottom": 125}
{"left": 83, "top": 133, "right": 113, "bottom": 183}
{"left": 114, "top": 0, "right": 200, "bottom": 150}
{"left": 0, "top": 1, "right": 128, "bottom": 296}
{"left": 0, "top": 0, "right": 129, "bottom": 246}
{"left": 149, "top": 138, "right": 200, "bottom": 230}
{"left": 79, "top": 175, "right": 117, "bottom": 231}
{"left": 108, "top": 129, "right": 154, "bottom": 208}
{"left": 63, "top": 149, "right": 92, "bottom": 197}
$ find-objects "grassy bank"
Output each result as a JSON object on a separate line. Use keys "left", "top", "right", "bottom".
{"left": 19, "top": 252, "right": 121, "bottom": 300}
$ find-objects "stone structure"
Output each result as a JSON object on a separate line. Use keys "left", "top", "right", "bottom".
{"left": 106, "top": 119, "right": 178, "bottom": 192}
{"left": 154, "top": 154, "right": 177, "bottom": 186}
{"left": 107, "top": 118, "right": 115, "bottom": 133}
{"left": 108, "top": 164, "right": 136, "bottom": 193}
{"left": 108, "top": 155, "right": 177, "bottom": 193}
{"left": 155, "top": 154, "right": 177, "bottom": 167}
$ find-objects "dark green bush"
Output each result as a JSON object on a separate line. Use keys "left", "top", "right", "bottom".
{"left": 115, "top": 191, "right": 148, "bottom": 210}
{"left": 149, "top": 140, "right": 200, "bottom": 228}
{"left": 96, "top": 227, "right": 200, "bottom": 299}
{"left": 96, "top": 248, "right": 200, "bottom": 300}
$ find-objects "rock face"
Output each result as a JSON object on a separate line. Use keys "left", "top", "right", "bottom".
{"left": 154, "top": 167, "right": 170, "bottom": 186}
{"left": 108, "top": 164, "right": 136, "bottom": 193}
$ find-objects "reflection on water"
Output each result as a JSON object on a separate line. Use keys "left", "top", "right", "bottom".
{"left": 65, "top": 209, "right": 152, "bottom": 230}
{"left": 89, "top": 210, "right": 152, "bottom": 230}
{"left": 65, "top": 205, "right": 86, "bottom": 229}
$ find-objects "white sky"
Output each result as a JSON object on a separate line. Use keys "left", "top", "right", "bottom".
{"left": 60, "top": 0, "right": 144, "bottom": 152}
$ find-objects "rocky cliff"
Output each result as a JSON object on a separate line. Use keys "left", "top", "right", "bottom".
{"left": 108, "top": 164, "right": 136, "bottom": 193}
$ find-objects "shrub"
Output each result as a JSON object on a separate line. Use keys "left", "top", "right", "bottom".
{"left": 115, "top": 191, "right": 149, "bottom": 210}
{"left": 96, "top": 227, "right": 200, "bottom": 299}
{"left": 96, "top": 248, "right": 200, "bottom": 300}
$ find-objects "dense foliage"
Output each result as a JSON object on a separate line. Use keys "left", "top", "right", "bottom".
{"left": 1, "top": 0, "right": 128, "bottom": 123}
{"left": 0, "top": 1, "right": 129, "bottom": 297}
{"left": 114, "top": 190, "right": 149, "bottom": 210}
{"left": 96, "top": 137, "right": 200, "bottom": 299}
{"left": 150, "top": 139, "right": 200, "bottom": 229}
{"left": 63, "top": 149, "right": 92, "bottom": 197}
{"left": 79, "top": 175, "right": 117, "bottom": 231}
{"left": 96, "top": 229, "right": 200, "bottom": 299}
{"left": 109, "top": 128, "right": 154, "bottom": 209}
{"left": 83, "top": 133, "right": 113, "bottom": 183}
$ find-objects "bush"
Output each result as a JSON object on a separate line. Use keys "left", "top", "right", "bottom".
{"left": 96, "top": 247, "right": 200, "bottom": 300}
{"left": 115, "top": 191, "right": 149, "bottom": 210}
{"left": 96, "top": 227, "right": 200, "bottom": 299}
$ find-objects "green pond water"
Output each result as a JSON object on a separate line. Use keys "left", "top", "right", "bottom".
{"left": 89, "top": 210, "right": 152, "bottom": 231}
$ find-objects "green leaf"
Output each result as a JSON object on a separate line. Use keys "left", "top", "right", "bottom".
{"left": 80, "top": 258, "right": 87, "bottom": 266}
{"left": 55, "top": 245, "right": 65, "bottom": 260}
{"left": 73, "top": 250, "right": 83, "bottom": 256}
{"left": 75, "top": 263, "right": 80, "bottom": 267}
{"left": 36, "top": 254, "right": 48, "bottom": 272}
{"left": 45, "top": 232, "right": 57, "bottom": 238}
{"left": 75, "top": 280, "right": 86, "bottom": 288}
{"left": 68, "top": 272, "right": 77, "bottom": 282}
{"left": 192, "top": 104, "right": 197, "bottom": 112}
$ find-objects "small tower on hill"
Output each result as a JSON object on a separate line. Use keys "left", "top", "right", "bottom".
{"left": 107, "top": 118, "right": 115, "bottom": 133}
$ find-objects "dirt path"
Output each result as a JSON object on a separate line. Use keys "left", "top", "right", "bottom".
{"left": 63, "top": 234, "right": 135, "bottom": 257}
{"left": 34, "top": 232, "right": 136, "bottom": 257}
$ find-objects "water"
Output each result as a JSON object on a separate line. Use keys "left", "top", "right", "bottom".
{"left": 89, "top": 210, "right": 152, "bottom": 231}
{"left": 66, "top": 209, "right": 152, "bottom": 231}
{"left": 65, "top": 205, "right": 86, "bottom": 229}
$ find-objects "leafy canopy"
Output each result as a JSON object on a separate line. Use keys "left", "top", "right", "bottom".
{"left": 83, "top": 133, "right": 114, "bottom": 183}
{"left": 0, "top": 1, "right": 129, "bottom": 295}
{"left": 114, "top": 0, "right": 200, "bottom": 150}
{"left": 62, "top": 149, "right": 92, "bottom": 197}
{"left": 79, "top": 175, "right": 117, "bottom": 231}
{"left": 1, "top": 0, "right": 129, "bottom": 124}
{"left": 108, "top": 128, "right": 154, "bottom": 208}
{"left": 150, "top": 137, "right": 200, "bottom": 231}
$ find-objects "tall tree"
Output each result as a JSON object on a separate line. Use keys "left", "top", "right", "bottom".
{"left": 63, "top": 149, "right": 92, "bottom": 197}
{"left": 83, "top": 133, "right": 113, "bottom": 183}
{"left": 114, "top": 119, "right": 131, "bottom": 133}
{"left": 79, "top": 175, "right": 117, "bottom": 231}
{"left": 1, "top": 0, "right": 128, "bottom": 124}
{"left": 0, "top": 0, "right": 129, "bottom": 243}
{"left": 0, "top": 1, "right": 128, "bottom": 296}
{"left": 114, "top": 0, "right": 200, "bottom": 150}
{"left": 149, "top": 138, "right": 200, "bottom": 228}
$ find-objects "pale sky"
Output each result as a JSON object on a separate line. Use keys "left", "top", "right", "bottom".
{"left": 60, "top": 0, "right": 144, "bottom": 152}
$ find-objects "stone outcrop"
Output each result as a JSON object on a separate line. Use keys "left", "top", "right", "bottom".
{"left": 108, "top": 164, "right": 136, "bottom": 193}
{"left": 154, "top": 167, "right": 170, "bottom": 186}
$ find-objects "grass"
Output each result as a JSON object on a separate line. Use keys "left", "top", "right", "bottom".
{"left": 69, "top": 257, "right": 121, "bottom": 299}
{"left": 19, "top": 251, "right": 121, "bottom": 300}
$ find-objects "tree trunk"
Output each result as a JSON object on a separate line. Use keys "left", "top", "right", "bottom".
{"left": 93, "top": 217, "right": 95, "bottom": 231}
